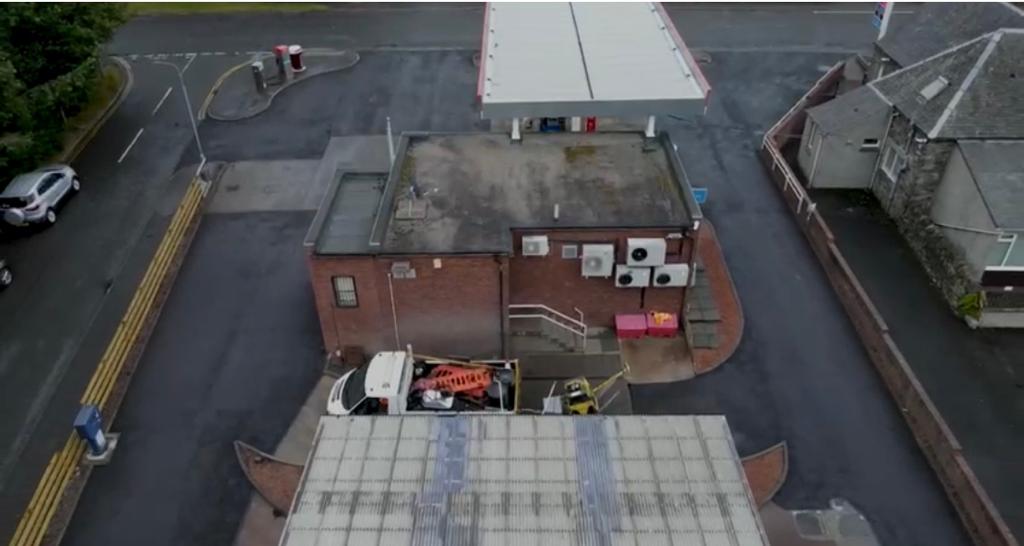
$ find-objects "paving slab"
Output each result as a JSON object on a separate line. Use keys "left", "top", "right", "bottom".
{"left": 620, "top": 336, "right": 696, "bottom": 384}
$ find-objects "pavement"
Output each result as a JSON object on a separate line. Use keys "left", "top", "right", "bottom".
{"left": 207, "top": 50, "right": 361, "bottom": 121}
{"left": 632, "top": 49, "right": 972, "bottom": 545}
{"left": 814, "top": 190, "right": 1024, "bottom": 541}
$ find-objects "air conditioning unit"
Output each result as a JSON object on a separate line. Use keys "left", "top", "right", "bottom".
{"left": 627, "top": 238, "right": 667, "bottom": 266}
{"left": 615, "top": 265, "right": 650, "bottom": 288}
{"left": 521, "top": 235, "right": 550, "bottom": 257}
{"left": 581, "top": 244, "right": 614, "bottom": 277}
{"left": 652, "top": 264, "right": 690, "bottom": 287}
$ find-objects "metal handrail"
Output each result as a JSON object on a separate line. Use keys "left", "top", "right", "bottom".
{"left": 508, "top": 304, "right": 587, "bottom": 350}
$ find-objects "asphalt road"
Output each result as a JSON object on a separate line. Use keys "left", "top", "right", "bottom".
{"left": 815, "top": 190, "right": 1024, "bottom": 540}
{"left": 630, "top": 50, "right": 970, "bottom": 546}
{"left": 63, "top": 211, "right": 323, "bottom": 546}
{"left": 109, "top": 3, "right": 884, "bottom": 55}
{"left": 0, "top": 53, "right": 248, "bottom": 541}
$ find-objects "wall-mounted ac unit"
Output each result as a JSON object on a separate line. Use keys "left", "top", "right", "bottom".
{"left": 652, "top": 264, "right": 689, "bottom": 287}
{"left": 581, "top": 244, "right": 614, "bottom": 277}
{"left": 627, "top": 238, "right": 667, "bottom": 266}
{"left": 615, "top": 265, "right": 650, "bottom": 288}
{"left": 521, "top": 235, "right": 550, "bottom": 257}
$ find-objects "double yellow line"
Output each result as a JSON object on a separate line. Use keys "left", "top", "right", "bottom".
{"left": 9, "top": 178, "right": 207, "bottom": 546}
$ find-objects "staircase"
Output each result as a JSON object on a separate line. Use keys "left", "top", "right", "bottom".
{"left": 508, "top": 304, "right": 587, "bottom": 353}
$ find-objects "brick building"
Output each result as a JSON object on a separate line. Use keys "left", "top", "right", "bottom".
{"left": 304, "top": 131, "right": 703, "bottom": 359}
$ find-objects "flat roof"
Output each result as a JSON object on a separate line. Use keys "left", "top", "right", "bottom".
{"left": 306, "top": 173, "right": 387, "bottom": 254}
{"left": 311, "top": 132, "right": 701, "bottom": 255}
{"left": 280, "top": 415, "right": 769, "bottom": 546}
{"left": 478, "top": 2, "right": 710, "bottom": 118}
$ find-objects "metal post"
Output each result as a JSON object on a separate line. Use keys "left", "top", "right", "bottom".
{"left": 877, "top": 1, "right": 894, "bottom": 40}
{"left": 386, "top": 116, "right": 396, "bottom": 168}
{"left": 645, "top": 115, "right": 656, "bottom": 138}
{"left": 155, "top": 61, "right": 205, "bottom": 165}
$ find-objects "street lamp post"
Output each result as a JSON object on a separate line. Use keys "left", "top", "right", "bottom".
{"left": 154, "top": 60, "right": 206, "bottom": 169}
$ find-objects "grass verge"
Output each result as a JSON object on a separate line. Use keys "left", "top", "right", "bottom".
{"left": 127, "top": 2, "right": 329, "bottom": 15}
{"left": 57, "top": 66, "right": 123, "bottom": 159}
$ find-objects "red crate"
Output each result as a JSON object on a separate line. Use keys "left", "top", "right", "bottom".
{"left": 646, "top": 312, "right": 678, "bottom": 338}
{"left": 615, "top": 313, "right": 648, "bottom": 339}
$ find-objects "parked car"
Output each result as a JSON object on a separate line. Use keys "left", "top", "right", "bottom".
{"left": 0, "top": 258, "right": 11, "bottom": 289}
{"left": 0, "top": 166, "right": 80, "bottom": 227}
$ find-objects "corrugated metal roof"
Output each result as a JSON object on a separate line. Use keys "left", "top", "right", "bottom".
{"left": 479, "top": 2, "right": 709, "bottom": 119}
{"left": 280, "top": 415, "right": 769, "bottom": 546}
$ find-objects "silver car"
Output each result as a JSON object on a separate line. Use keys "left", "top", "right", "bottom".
{"left": 0, "top": 165, "right": 80, "bottom": 226}
{"left": 0, "top": 258, "right": 11, "bottom": 290}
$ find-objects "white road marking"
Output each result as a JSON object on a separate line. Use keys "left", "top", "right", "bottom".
{"left": 812, "top": 9, "right": 913, "bottom": 15}
{"left": 152, "top": 86, "right": 173, "bottom": 115}
{"left": 118, "top": 128, "right": 144, "bottom": 163}
{"left": 182, "top": 52, "right": 198, "bottom": 73}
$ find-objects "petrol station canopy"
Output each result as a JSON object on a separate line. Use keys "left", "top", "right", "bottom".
{"left": 477, "top": 2, "right": 711, "bottom": 119}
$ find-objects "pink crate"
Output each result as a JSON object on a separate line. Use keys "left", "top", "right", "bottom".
{"left": 615, "top": 313, "right": 648, "bottom": 339}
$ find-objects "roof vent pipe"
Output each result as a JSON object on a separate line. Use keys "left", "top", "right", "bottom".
{"left": 553, "top": 203, "right": 560, "bottom": 222}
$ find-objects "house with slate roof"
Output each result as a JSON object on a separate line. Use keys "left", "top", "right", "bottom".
{"left": 795, "top": 18, "right": 1024, "bottom": 326}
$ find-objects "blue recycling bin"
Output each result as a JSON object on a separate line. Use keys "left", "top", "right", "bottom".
{"left": 73, "top": 404, "right": 107, "bottom": 456}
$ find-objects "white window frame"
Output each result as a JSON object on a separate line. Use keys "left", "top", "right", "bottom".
{"left": 332, "top": 276, "right": 358, "bottom": 308}
{"left": 995, "top": 233, "right": 1020, "bottom": 268}
{"left": 881, "top": 141, "right": 904, "bottom": 181}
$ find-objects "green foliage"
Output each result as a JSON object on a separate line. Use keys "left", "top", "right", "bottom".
{"left": 0, "top": 3, "right": 125, "bottom": 183}
{"left": 957, "top": 291, "right": 986, "bottom": 320}
{"left": 0, "top": 3, "right": 125, "bottom": 86}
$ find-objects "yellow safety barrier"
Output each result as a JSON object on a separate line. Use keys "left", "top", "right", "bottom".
{"left": 9, "top": 178, "right": 206, "bottom": 546}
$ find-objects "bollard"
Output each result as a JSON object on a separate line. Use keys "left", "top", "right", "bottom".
{"left": 273, "top": 44, "right": 289, "bottom": 82}
{"left": 288, "top": 45, "right": 306, "bottom": 73}
{"left": 251, "top": 60, "right": 266, "bottom": 92}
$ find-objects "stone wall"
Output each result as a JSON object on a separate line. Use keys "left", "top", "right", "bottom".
{"left": 872, "top": 113, "right": 974, "bottom": 307}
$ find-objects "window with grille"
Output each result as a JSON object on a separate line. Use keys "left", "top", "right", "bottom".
{"left": 332, "top": 276, "right": 358, "bottom": 307}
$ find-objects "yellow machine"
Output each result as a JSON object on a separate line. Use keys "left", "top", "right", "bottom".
{"left": 561, "top": 372, "right": 624, "bottom": 415}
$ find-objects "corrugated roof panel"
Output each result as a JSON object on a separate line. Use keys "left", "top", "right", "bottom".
{"left": 279, "top": 415, "right": 768, "bottom": 546}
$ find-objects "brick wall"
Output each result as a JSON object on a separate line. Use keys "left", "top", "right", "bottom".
{"left": 509, "top": 228, "right": 692, "bottom": 326}
{"left": 307, "top": 253, "right": 389, "bottom": 358}
{"left": 308, "top": 252, "right": 503, "bottom": 360}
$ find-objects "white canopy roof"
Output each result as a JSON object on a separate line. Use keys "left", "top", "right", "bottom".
{"left": 478, "top": 2, "right": 710, "bottom": 118}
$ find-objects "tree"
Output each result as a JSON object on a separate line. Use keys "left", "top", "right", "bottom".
{"left": 0, "top": 52, "right": 27, "bottom": 133}
{"left": 0, "top": 3, "right": 125, "bottom": 87}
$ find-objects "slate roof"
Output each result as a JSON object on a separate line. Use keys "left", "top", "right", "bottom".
{"left": 805, "top": 84, "right": 889, "bottom": 135}
{"left": 877, "top": 2, "right": 1024, "bottom": 67}
{"left": 958, "top": 140, "right": 1024, "bottom": 230}
{"left": 870, "top": 30, "right": 1024, "bottom": 139}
